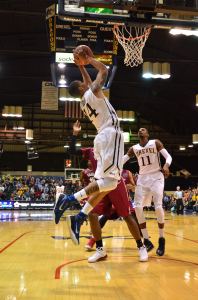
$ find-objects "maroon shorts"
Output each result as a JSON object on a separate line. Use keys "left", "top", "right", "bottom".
{"left": 91, "top": 178, "right": 130, "bottom": 217}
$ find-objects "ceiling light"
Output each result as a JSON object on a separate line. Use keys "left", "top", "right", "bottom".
{"left": 2, "top": 106, "right": 9, "bottom": 117}
{"left": 13, "top": 123, "right": 18, "bottom": 130}
{"left": 152, "top": 62, "right": 161, "bottom": 79}
{"left": 15, "top": 106, "right": 22, "bottom": 117}
{"left": 192, "top": 134, "right": 198, "bottom": 144}
{"left": 64, "top": 145, "right": 69, "bottom": 148}
{"left": 116, "top": 110, "right": 135, "bottom": 122}
{"left": 59, "top": 75, "right": 67, "bottom": 86}
{"left": 25, "top": 140, "right": 31, "bottom": 144}
{"left": 188, "top": 144, "right": 194, "bottom": 148}
{"left": 58, "top": 63, "right": 66, "bottom": 69}
{"left": 59, "top": 97, "right": 80, "bottom": 102}
{"left": 142, "top": 62, "right": 152, "bottom": 79}
{"left": 179, "top": 145, "right": 186, "bottom": 151}
{"left": 161, "top": 62, "right": 171, "bottom": 79}
{"left": 18, "top": 125, "right": 25, "bottom": 130}
{"left": 2, "top": 106, "right": 22, "bottom": 117}
{"left": 8, "top": 106, "right": 16, "bottom": 117}
{"left": 76, "top": 143, "right": 81, "bottom": 147}
{"left": 59, "top": 87, "right": 67, "bottom": 101}
{"left": 27, "top": 165, "right": 32, "bottom": 172}
{"left": 13, "top": 121, "right": 25, "bottom": 130}
{"left": 169, "top": 28, "right": 198, "bottom": 37}
{"left": 26, "top": 129, "right": 33, "bottom": 140}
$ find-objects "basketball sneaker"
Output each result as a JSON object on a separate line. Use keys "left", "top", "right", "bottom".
{"left": 88, "top": 247, "right": 107, "bottom": 263}
{"left": 144, "top": 238, "right": 154, "bottom": 252}
{"left": 54, "top": 194, "right": 78, "bottom": 224}
{"left": 156, "top": 237, "right": 165, "bottom": 256}
{"left": 85, "top": 237, "right": 96, "bottom": 251}
{"left": 66, "top": 214, "right": 87, "bottom": 245}
{"left": 138, "top": 245, "right": 148, "bottom": 262}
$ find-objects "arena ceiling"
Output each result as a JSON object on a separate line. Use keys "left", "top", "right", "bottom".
{"left": 0, "top": 0, "right": 197, "bottom": 173}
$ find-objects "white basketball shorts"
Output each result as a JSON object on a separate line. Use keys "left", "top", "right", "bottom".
{"left": 134, "top": 171, "right": 164, "bottom": 208}
{"left": 94, "top": 127, "right": 124, "bottom": 180}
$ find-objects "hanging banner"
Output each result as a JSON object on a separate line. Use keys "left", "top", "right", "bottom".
{"left": 41, "top": 81, "right": 58, "bottom": 111}
{"left": 65, "top": 101, "right": 84, "bottom": 119}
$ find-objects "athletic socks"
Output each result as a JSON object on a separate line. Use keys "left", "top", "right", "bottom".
{"left": 141, "top": 228, "right": 149, "bottom": 239}
{"left": 74, "top": 189, "right": 87, "bottom": 201}
{"left": 96, "top": 239, "right": 103, "bottom": 249}
{"left": 81, "top": 202, "right": 93, "bottom": 215}
{"left": 159, "top": 228, "right": 164, "bottom": 238}
{"left": 136, "top": 239, "right": 143, "bottom": 248}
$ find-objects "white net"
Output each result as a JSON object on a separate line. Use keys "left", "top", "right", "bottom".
{"left": 113, "top": 24, "right": 151, "bottom": 68}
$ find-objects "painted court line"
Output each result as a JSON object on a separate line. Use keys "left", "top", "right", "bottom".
{"left": 0, "top": 231, "right": 32, "bottom": 254}
{"left": 55, "top": 255, "right": 198, "bottom": 279}
{"left": 165, "top": 231, "right": 198, "bottom": 243}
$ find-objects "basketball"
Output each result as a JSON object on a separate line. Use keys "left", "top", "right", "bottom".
{"left": 73, "top": 45, "right": 94, "bottom": 65}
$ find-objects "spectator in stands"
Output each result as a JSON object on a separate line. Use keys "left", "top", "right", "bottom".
{"left": 163, "top": 193, "right": 170, "bottom": 211}
{"left": 174, "top": 186, "right": 184, "bottom": 215}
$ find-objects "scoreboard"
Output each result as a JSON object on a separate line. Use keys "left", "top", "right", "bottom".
{"left": 46, "top": 4, "right": 118, "bottom": 65}
{"left": 46, "top": 3, "right": 118, "bottom": 88}
{"left": 56, "top": 20, "right": 115, "bottom": 55}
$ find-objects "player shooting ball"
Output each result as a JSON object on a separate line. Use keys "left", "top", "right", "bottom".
{"left": 54, "top": 44, "right": 125, "bottom": 247}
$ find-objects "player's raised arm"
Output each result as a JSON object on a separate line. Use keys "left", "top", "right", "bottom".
{"left": 78, "top": 65, "right": 92, "bottom": 87}
{"left": 88, "top": 57, "right": 108, "bottom": 96}
{"left": 70, "top": 120, "right": 82, "bottom": 155}
{"left": 73, "top": 53, "right": 92, "bottom": 87}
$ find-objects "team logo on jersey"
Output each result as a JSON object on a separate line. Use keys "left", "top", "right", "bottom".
{"left": 136, "top": 148, "right": 156, "bottom": 157}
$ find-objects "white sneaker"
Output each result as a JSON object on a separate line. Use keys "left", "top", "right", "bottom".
{"left": 88, "top": 247, "right": 107, "bottom": 263}
{"left": 138, "top": 245, "right": 148, "bottom": 262}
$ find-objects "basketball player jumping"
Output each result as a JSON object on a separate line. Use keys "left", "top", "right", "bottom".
{"left": 54, "top": 47, "right": 124, "bottom": 245}
{"left": 70, "top": 120, "right": 147, "bottom": 262}
{"left": 123, "top": 128, "right": 172, "bottom": 256}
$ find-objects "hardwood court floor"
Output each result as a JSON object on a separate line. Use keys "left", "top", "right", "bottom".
{"left": 0, "top": 210, "right": 197, "bottom": 300}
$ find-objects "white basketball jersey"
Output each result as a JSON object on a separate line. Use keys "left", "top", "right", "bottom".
{"left": 81, "top": 89, "right": 119, "bottom": 132}
{"left": 133, "top": 140, "right": 161, "bottom": 175}
{"left": 56, "top": 185, "right": 64, "bottom": 194}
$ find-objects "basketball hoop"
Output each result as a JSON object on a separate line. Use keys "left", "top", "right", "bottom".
{"left": 113, "top": 24, "right": 151, "bottom": 68}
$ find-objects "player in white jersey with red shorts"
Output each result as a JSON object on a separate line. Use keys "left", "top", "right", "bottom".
{"left": 54, "top": 47, "right": 124, "bottom": 245}
{"left": 123, "top": 128, "right": 172, "bottom": 256}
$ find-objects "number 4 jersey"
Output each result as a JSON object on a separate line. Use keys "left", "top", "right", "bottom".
{"left": 132, "top": 140, "right": 161, "bottom": 175}
{"left": 81, "top": 89, "right": 120, "bottom": 132}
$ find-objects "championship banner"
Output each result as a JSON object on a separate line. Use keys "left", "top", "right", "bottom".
{"left": 41, "top": 81, "right": 58, "bottom": 111}
{"left": 65, "top": 101, "right": 84, "bottom": 119}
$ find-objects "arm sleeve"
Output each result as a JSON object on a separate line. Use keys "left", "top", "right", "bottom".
{"left": 160, "top": 148, "right": 172, "bottom": 166}
{"left": 123, "top": 154, "right": 130, "bottom": 164}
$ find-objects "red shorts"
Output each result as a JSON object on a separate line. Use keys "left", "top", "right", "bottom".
{"left": 91, "top": 178, "right": 130, "bottom": 218}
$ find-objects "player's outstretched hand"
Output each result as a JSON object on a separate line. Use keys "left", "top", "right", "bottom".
{"left": 73, "top": 120, "right": 81, "bottom": 136}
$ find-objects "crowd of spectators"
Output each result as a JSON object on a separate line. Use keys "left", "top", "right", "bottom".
{"left": 0, "top": 176, "right": 197, "bottom": 214}
{"left": 162, "top": 187, "right": 198, "bottom": 214}
{"left": 0, "top": 175, "right": 83, "bottom": 202}
{"left": 135, "top": 187, "right": 198, "bottom": 214}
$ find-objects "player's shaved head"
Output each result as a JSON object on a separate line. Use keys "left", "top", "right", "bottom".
{"left": 68, "top": 80, "right": 82, "bottom": 98}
